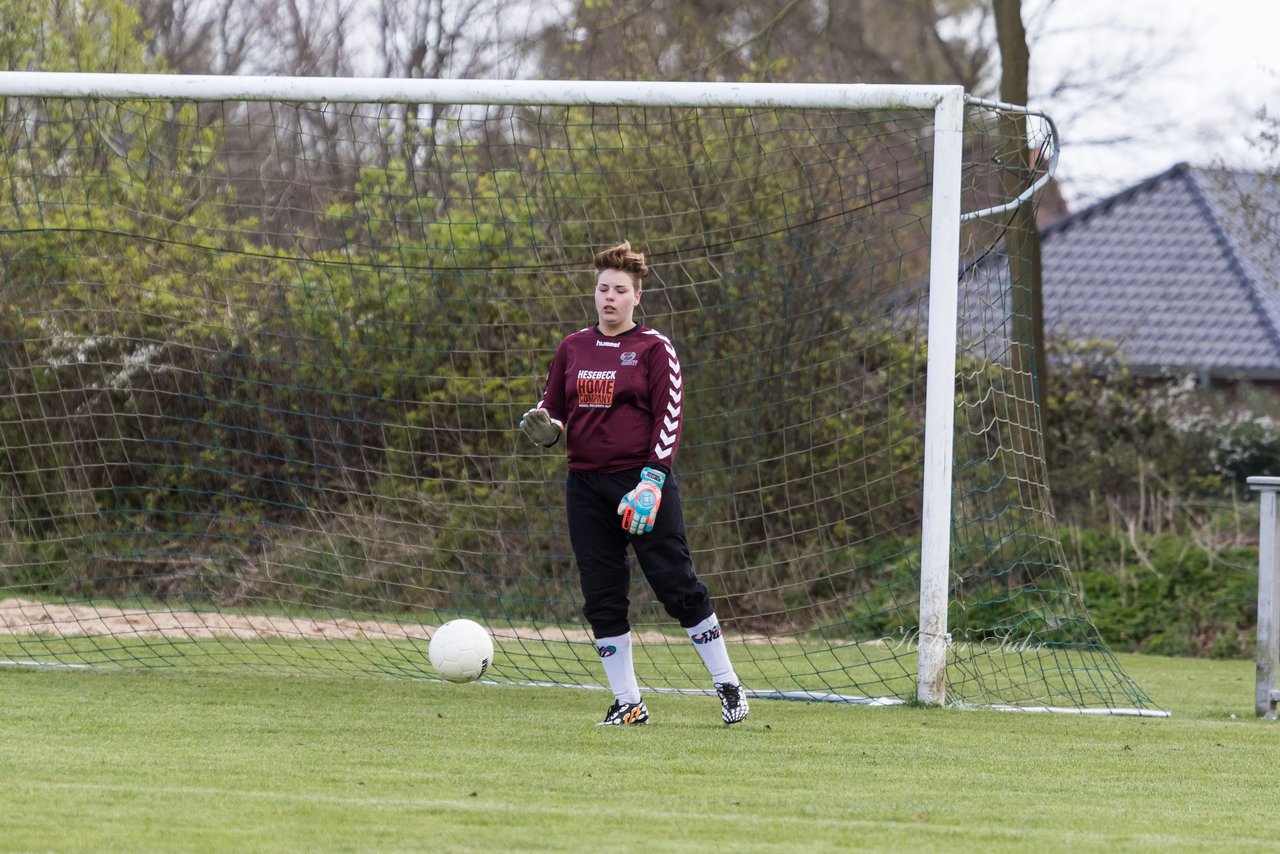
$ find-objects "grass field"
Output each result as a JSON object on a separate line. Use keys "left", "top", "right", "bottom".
{"left": 2, "top": 653, "right": 1278, "bottom": 852}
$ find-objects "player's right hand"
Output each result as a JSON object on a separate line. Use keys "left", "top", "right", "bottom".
{"left": 519, "top": 407, "right": 564, "bottom": 447}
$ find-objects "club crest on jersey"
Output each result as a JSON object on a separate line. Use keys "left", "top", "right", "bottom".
{"left": 597, "top": 644, "right": 617, "bottom": 658}
{"left": 690, "top": 625, "right": 721, "bottom": 645}
{"left": 620, "top": 351, "right": 638, "bottom": 366}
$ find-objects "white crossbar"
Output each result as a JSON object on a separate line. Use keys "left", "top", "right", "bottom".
{"left": 0, "top": 72, "right": 958, "bottom": 110}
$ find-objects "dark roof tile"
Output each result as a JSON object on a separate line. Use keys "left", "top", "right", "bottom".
{"left": 1038, "top": 163, "right": 1280, "bottom": 377}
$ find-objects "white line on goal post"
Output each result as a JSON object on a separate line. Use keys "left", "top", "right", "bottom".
{"left": 917, "top": 88, "right": 965, "bottom": 707}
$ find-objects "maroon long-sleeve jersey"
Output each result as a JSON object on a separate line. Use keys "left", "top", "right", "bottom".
{"left": 538, "top": 323, "right": 684, "bottom": 473}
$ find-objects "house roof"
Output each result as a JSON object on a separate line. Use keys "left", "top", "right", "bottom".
{"left": 1039, "top": 163, "right": 1280, "bottom": 379}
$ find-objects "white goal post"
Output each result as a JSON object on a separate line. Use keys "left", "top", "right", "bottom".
{"left": 1248, "top": 476, "right": 1280, "bottom": 719}
{"left": 0, "top": 71, "right": 1111, "bottom": 712}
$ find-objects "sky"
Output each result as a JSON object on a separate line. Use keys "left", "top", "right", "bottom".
{"left": 1024, "top": 0, "right": 1280, "bottom": 207}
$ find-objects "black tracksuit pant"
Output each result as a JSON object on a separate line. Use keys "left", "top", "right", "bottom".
{"left": 565, "top": 468, "right": 713, "bottom": 638}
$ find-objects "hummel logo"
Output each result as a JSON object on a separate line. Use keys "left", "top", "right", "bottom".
{"left": 596, "top": 340, "right": 620, "bottom": 348}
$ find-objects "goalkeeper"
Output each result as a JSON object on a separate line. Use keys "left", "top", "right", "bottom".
{"left": 519, "top": 240, "right": 748, "bottom": 727}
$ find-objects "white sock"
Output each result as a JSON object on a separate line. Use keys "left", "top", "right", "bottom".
{"left": 595, "top": 632, "right": 641, "bottom": 704}
{"left": 686, "top": 613, "right": 738, "bottom": 686}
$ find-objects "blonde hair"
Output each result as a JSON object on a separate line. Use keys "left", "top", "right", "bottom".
{"left": 593, "top": 240, "right": 648, "bottom": 288}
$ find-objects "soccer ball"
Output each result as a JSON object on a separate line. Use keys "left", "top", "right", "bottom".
{"left": 429, "top": 618, "right": 494, "bottom": 683}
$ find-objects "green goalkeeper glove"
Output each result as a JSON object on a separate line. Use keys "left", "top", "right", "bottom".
{"left": 519, "top": 407, "right": 563, "bottom": 447}
{"left": 617, "top": 467, "right": 666, "bottom": 535}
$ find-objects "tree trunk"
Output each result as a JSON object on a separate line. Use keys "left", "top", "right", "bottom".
{"left": 993, "top": 0, "right": 1046, "bottom": 421}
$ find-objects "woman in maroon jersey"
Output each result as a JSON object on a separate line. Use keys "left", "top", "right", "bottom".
{"left": 519, "top": 240, "right": 748, "bottom": 727}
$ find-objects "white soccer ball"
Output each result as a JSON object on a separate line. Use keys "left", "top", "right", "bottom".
{"left": 429, "top": 618, "right": 494, "bottom": 683}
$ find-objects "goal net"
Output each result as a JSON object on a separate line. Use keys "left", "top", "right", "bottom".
{"left": 0, "top": 74, "right": 1160, "bottom": 713}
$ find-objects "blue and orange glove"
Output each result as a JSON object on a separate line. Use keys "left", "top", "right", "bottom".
{"left": 617, "top": 467, "right": 666, "bottom": 535}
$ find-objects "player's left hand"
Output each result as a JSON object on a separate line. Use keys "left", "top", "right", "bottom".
{"left": 617, "top": 467, "right": 666, "bottom": 535}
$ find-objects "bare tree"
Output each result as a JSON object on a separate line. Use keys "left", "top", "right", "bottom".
{"left": 136, "top": 0, "right": 533, "bottom": 175}
{"left": 373, "top": 0, "right": 503, "bottom": 157}
{"left": 1015, "top": 0, "right": 1185, "bottom": 203}
{"left": 994, "top": 0, "right": 1046, "bottom": 420}
{"left": 528, "top": 0, "right": 992, "bottom": 89}
{"left": 138, "top": 0, "right": 259, "bottom": 74}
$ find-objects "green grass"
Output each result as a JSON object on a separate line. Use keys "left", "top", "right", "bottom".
{"left": 2, "top": 653, "right": 1278, "bottom": 852}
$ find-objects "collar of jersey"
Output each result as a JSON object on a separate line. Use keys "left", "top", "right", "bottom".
{"left": 592, "top": 322, "right": 642, "bottom": 339}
